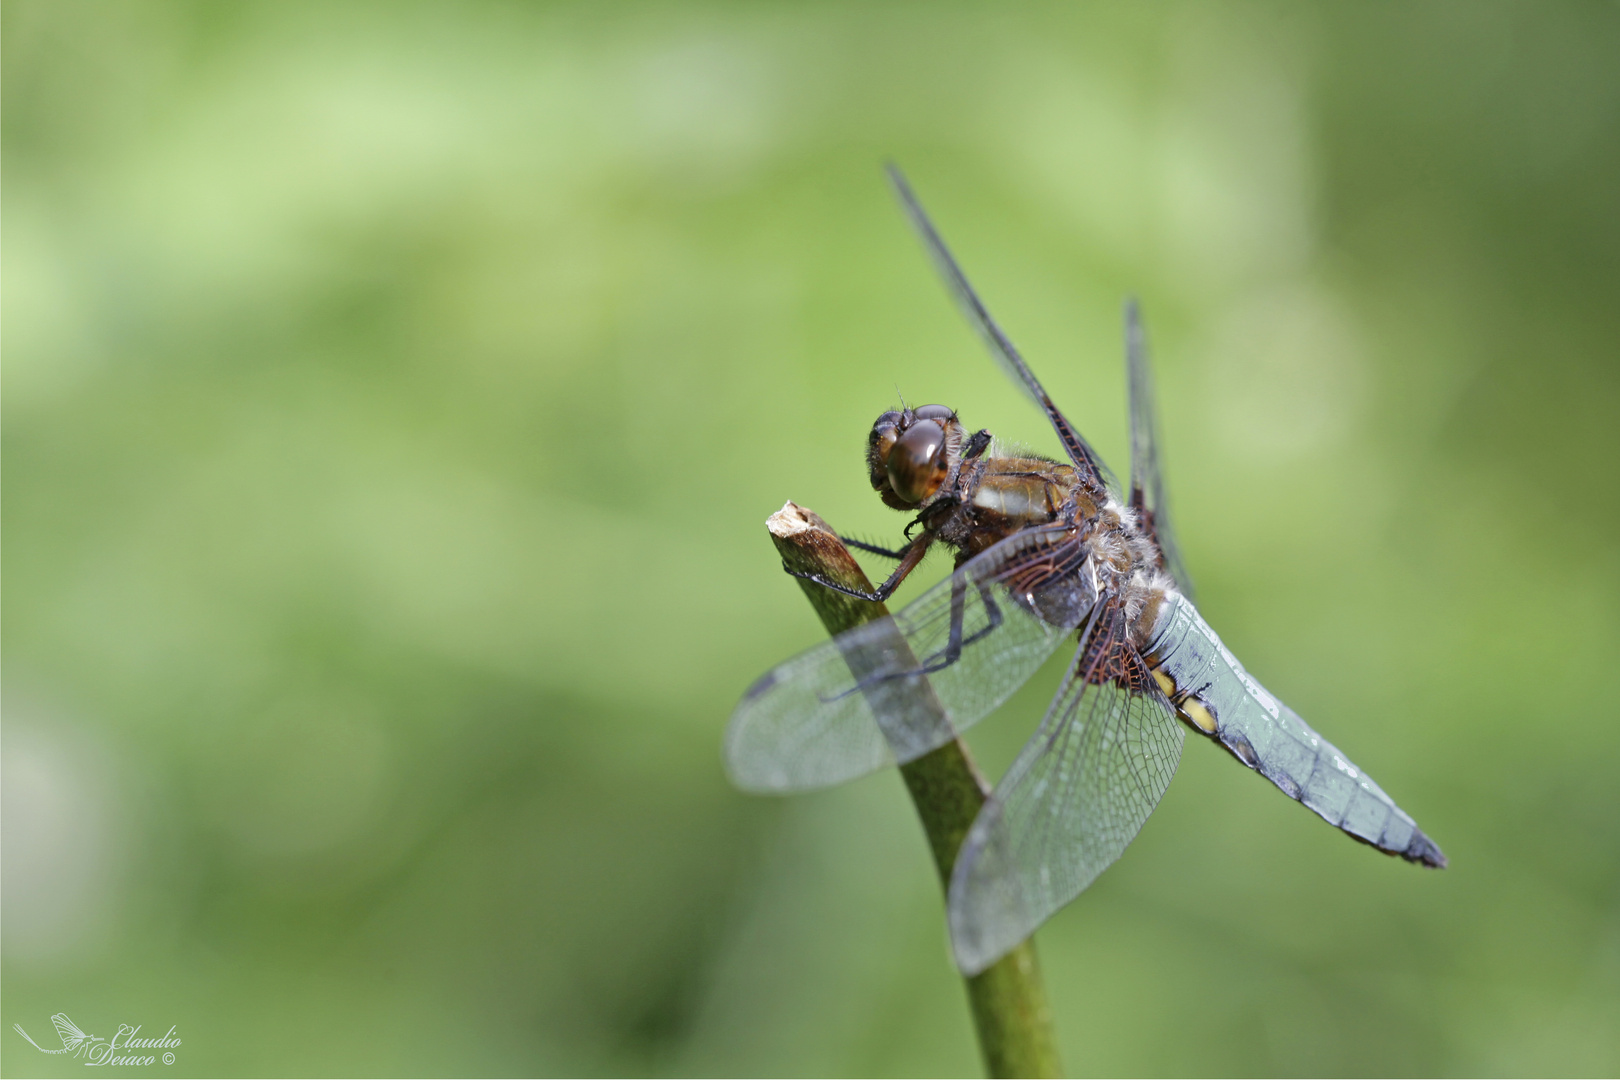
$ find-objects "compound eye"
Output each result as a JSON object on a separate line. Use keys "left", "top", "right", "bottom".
{"left": 913, "top": 404, "right": 956, "bottom": 422}
{"left": 868, "top": 415, "right": 903, "bottom": 490}
{"left": 886, "top": 420, "right": 949, "bottom": 504}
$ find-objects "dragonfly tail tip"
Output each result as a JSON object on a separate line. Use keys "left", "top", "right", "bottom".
{"left": 1406, "top": 828, "right": 1448, "bottom": 868}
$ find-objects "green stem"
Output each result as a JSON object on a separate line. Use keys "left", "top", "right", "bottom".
{"left": 768, "top": 502, "right": 1062, "bottom": 1079}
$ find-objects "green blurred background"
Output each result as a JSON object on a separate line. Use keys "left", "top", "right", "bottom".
{"left": 4, "top": 2, "right": 1617, "bottom": 1075}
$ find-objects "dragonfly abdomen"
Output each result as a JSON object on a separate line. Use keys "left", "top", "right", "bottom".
{"left": 1143, "top": 592, "right": 1446, "bottom": 868}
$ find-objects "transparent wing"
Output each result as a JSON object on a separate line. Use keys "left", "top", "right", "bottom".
{"left": 52, "top": 1014, "right": 87, "bottom": 1047}
{"left": 887, "top": 164, "right": 1116, "bottom": 493}
{"left": 1125, "top": 299, "right": 1194, "bottom": 599}
{"left": 727, "top": 527, "right": 1096, "bottom": 793}
{"left": 948, "top": 606, "right": 1185, "bottom": 974}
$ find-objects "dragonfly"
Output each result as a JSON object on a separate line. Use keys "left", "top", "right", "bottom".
{"left": 727, "top": 166, "right": 1446, "bottom": 976}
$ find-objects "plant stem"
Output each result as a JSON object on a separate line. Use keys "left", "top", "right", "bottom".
{"left": 767, "top": 501, "right": 1062, "bottom": 1079}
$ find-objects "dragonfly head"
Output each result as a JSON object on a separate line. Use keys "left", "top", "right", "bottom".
{"left": 867, "top": 403, "right": 964, "bottom": 510}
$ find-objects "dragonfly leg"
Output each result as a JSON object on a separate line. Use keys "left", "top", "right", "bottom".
{"left": 917, "top": 577, "right": 1004, "bottom": 668}
{"left": 841, "top": 535, "right": 910, "bottom": 560}
{"left": 824, "top": 577, "right": 1007, "bottom": 702}
{"left": 784, "top": 531, "right": 935, "bottom": 602}
{"left": 959, "top": 580, "right": 1004, "bottom": 648}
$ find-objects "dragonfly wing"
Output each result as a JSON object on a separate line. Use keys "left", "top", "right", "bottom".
{"left": 887, "top": 164, "right": 1116, "bottom": 493}
{"left": 1125, "top": 299, "right": 1194, "bottom": 600}
{"left": 728, "top": 527, "right": 1096, "bottom": 793}
{"left": 948, "top": 604, "right": 1185, "bottom": 975}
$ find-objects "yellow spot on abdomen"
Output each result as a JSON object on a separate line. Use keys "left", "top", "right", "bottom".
{"left": 1182, "top": 698, "right": 1218, "bottom": 734}
{"left": 1151, "top": 668, "right": 1177, "bottom": 699}
{"left": 1150, "top": 662, "right": 1217, "bottom": 734}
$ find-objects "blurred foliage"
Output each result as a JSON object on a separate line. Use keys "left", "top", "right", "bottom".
{"left": 4, "top": 1, "right": 1618, "bottom": 1076}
